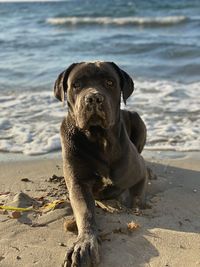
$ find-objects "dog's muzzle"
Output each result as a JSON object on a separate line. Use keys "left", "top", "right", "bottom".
{"left": 74, "top": 91, "right": 113, "bottom": 130}
{"left": 84, "top": 93, "right": 104, "bottom": 111}
{"left": 84, "top": 92, "right": 106, "bottom": 127}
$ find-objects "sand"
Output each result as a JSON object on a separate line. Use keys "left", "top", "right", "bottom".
{"left": 0, "top": 152, "right": 200, "bottom": 267}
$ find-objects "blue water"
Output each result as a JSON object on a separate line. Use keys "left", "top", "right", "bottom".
{"left": 0, "top": 0, "right": 200, "bottom": 155}
{"left": 0, "top": 0, "right": 200, "bottom": 92}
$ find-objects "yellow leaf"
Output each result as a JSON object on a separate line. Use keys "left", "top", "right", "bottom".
{"left": 39, "top": 199, "right": 65, "bottom": 212}
{"left": 0, "top": 205, "right": 33, "bottom": 212}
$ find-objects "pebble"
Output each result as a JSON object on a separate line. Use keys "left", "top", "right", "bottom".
{"left": 21, "top": 178, "right": 31, "bottom": 182}
{"left": 11, "top": 211, "right": 21, "bottom": 219}
{"left": 58, "top": 242, "right": 66, "bottom": 247}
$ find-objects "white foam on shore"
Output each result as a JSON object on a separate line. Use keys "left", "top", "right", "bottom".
{"left": 46, "top": 16, "right": 188, "bottom": 27}
{"left": 0, "top": 79, "right": 199, "bottom": 155}
{"left": 0, "top": 91, "right": 63, "bottom": 155}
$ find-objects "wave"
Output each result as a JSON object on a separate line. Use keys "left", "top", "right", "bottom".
{"left": 46, "top": 16, "right": 188, "bottom": 27}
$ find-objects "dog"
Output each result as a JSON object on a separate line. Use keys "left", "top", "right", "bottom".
{"left": 54, "top": 61, "right": 148, "bottom": 267}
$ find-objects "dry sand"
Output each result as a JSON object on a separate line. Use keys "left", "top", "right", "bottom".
{"left": 0, "top": 152, "right": 200, "bottom": 267}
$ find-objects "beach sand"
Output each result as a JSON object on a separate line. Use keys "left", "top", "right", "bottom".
{"left": 0, "top": 152, "right": 200, "bottom": 267}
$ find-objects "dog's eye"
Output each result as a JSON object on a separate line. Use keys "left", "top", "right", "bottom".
{"left": 73, "top": 82, "right": 81, "bottom": 90}
{"left": 106, "top": 80, "right": 114, "bottom": 87}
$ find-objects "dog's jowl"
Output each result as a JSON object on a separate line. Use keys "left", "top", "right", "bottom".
{"left": 54, "top": 61, "right": 147, "bottom": 267}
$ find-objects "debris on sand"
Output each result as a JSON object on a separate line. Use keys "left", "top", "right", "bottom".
{"left": 127, "top": 221, "right": 140, "bottom": 231}
{"left": 95, "top": 200, "right": 123, "bottom": 213}
{"left": 10, "top": 211, "right": 21, "bottom": 219}
{"left": 21, "top": 178, "right": 32, "bottom": 182}
{"left": 47, "top": 174, "right": 64, "bottom": 184}
{"left": 0, "top": 192, "right": 67, "bottom": 217}
{"left": 63, "top": 218, "right": 77, "bottom": 233}
{"left": 46, "top": 175, "right": 68, "bottom": 198}
{"left": 0, "top": 192, "right": 41, "bottom": 220}
{"left": 99, "top": 220, "right": 141, "bottom": 241}
{"left": 40, "top": 199, "right": 65, "bottom": 213}
{"left": 10, "top": 192, "right": 40, "bottom": 209}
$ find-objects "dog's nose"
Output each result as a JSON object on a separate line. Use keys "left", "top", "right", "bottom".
{"left": 85, "top": 93, "right": 104, "bottom": 106}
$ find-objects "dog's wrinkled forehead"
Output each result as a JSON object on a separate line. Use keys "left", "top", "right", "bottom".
{"left": 68, "top": 62, "right": 120, "bottom": 87}
{"left": 54, "top": 61, "right": 134, "bottom": 104}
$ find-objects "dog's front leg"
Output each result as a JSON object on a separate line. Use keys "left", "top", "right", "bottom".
{"left": 62, "top": 160, "right": 100, "bottom": 267}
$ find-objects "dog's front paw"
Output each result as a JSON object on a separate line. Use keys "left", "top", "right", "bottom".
{"left": 63, "top": 233, "right": 100, "bottom": 267}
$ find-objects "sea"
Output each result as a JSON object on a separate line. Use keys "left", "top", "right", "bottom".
{"left": 0, "top": 0, "right": 199, "bottom": 156}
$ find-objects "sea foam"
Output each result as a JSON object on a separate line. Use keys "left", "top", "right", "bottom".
{"left": 0, "top": 79, "right": 199, "bottom": 155}
{"left": 46, "top": 16, "right": 188, "bottom": 27}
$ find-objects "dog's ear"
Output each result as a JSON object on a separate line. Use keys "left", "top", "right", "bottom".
{"left": 109, "top": 62, "right": 134, "bottom": 104}
{"left": 54, "top": 63, "right": 78, "bottom": 102}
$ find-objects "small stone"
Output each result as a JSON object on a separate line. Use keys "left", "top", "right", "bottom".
{"left": 193, "top": 189, "right": 197, "bottom": 193}
{"left": 16, "top": 256, "right": 21, "bottom": 260}
{"left": 64, "top": 218, "right": 77, "bottom": 233}
{"left": 21, "top": 178, "right": 31, "bottom": 182}
{"left": 11, "top": 211, "right": 21, "bottom": 219}
{"left": 58, "top": 242, "right": 66, "bottom": 247}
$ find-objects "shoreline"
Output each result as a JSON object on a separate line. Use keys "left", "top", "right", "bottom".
{"left": 0, "top": 149, "right": 199, "bottom": 165}
{"left": 1, "top": 149, "right": 199, "bottom": 162}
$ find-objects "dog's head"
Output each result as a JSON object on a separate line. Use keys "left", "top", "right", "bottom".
{"left": 54, "top": 61, "right": 134, "bottom": 130}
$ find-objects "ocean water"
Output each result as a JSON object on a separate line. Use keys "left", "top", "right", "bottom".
{"left": 0, "top": 0, "right": 199, "bottom": 155}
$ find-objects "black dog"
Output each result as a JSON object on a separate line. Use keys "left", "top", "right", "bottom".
{"left": 54, "top": 61, "right": 147, "bottom": 267}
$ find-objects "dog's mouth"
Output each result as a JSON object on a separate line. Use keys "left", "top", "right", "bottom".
{"left": 75, "top": 96, "right": 114, "bottom": 130}
{"left": 88, "top": 125, "right": 105, "bottom": 133}
{"left": 87, "top": 114, "right": 107, "bottom": 129}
